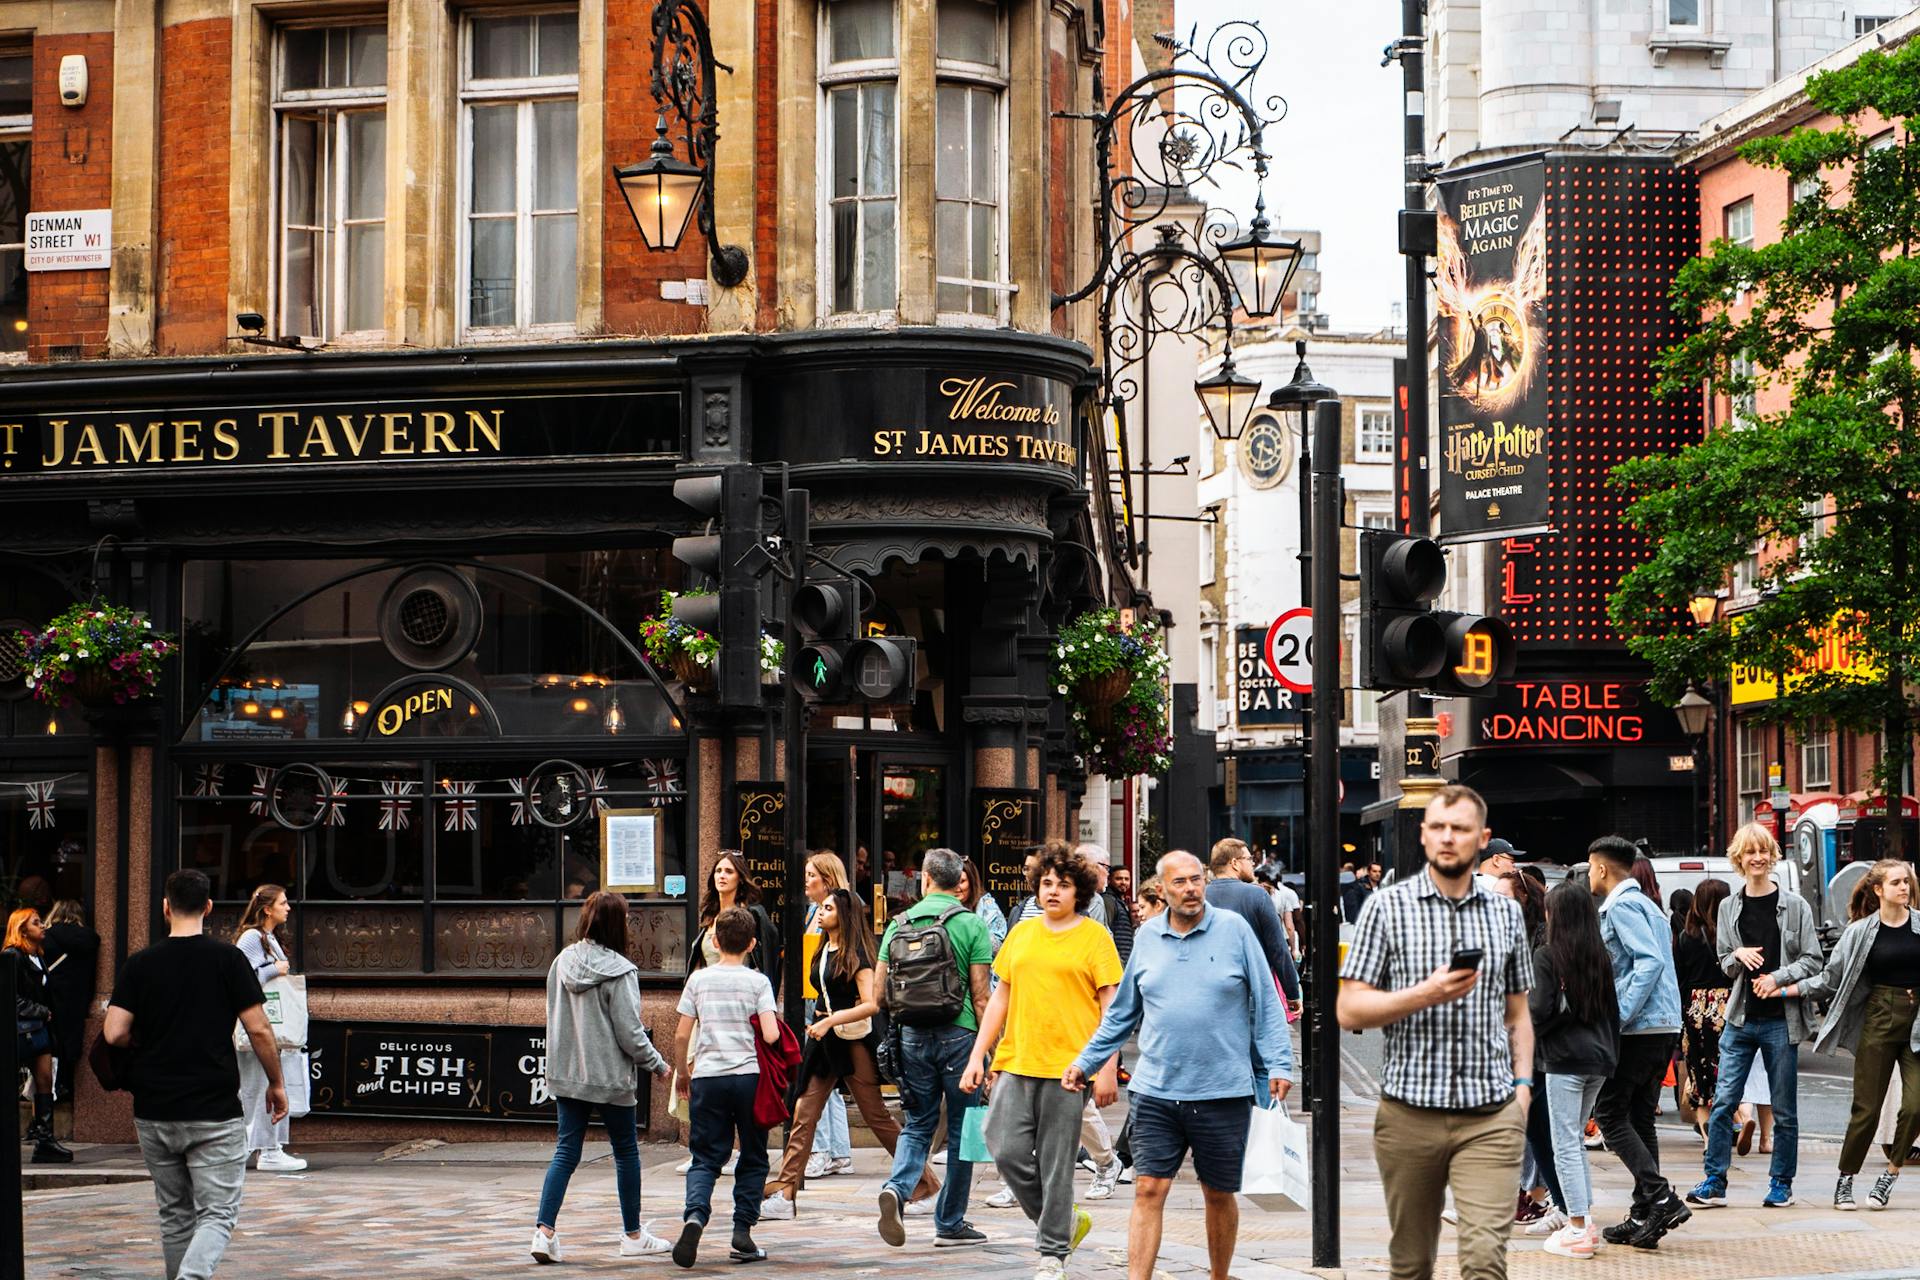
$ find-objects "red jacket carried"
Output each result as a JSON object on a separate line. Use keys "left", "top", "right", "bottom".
{"left": 751, "top": 1016, "right": 803, "bottom": 1129}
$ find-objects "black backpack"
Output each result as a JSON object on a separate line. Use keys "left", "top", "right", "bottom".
{"left": 884, "top": 904, "right": 969, "bottom": 1027}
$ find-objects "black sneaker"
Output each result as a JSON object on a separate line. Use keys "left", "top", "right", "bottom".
{"left": 934, "top": 1224, "right": 988, "bottom": 1248}
{"left": 672, "top": 1220, "right": 704, "bottom": 1269}
{"left": 31, "top": 1137, "right": 74, "bottom": 1165}
{"left": 877, "top": 1187, "right": 905, "bottom": 1247}
{"left": 1835, "top": 1174, "right": 1856, "bottom": 1210}
{"left": 729, "top": 1228, "right": 766, "bottom": 1263}
{"left": 1868, "top": 1170, "right": 1898, "bottom": 1209}
{"left": 1600, "top": 1217, "right": 1646, "bottom": 1246}
{"left": 1629, "top": 1192, "right": 1691, "bottom": 1249}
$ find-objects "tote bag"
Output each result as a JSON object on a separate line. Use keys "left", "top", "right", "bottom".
{"left": 1240, "top": 1101, "right": 1311, "bottom": 1212}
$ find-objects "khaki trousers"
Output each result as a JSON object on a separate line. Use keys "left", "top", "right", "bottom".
{"left": 766, "top": 1039, "right": 939, "bottom": 1203}
{"left": 1374, "top": 1094, "right": 1526, "bottom": 1280}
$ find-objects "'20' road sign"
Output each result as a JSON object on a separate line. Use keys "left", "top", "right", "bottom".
{"left": 1262, "top": 608, "right": 1315, "bottom": 696}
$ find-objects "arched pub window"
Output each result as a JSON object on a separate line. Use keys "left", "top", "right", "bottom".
{"left": 172, "top": 550, "right": 693, "bottom": 978}
{"left": 0, "top": 564, "right": 91, "bottom": 915}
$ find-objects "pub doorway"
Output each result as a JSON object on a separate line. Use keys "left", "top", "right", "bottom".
{"left": 806, "top": 745, "right": 952, "bottom": 934}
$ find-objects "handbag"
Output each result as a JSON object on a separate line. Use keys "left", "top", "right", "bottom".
{"left": 818, "top": 956, "right": 873, "bottom": 1041}
{"left": 957, "top": 1103, "right": 992, "bottom": 1164}
{"left": 1240, "top": 1100, "right": 1312, "bottom": 1212}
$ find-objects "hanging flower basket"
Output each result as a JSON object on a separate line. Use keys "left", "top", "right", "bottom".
{"left": 21, "top": 603, "right": 176, "bottom": 711}
{"left": 639, "top": 592, "right": 786, "bottom": 694}
{"left": 1052, "top": 609, "right": 1172, "bottom": 778}
{"left": 668, "top": 650, "right": 715, "bottom": 691}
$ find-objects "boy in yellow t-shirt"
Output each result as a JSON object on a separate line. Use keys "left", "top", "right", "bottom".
{"left": 962, "top": 848, "right": 1122, "bottom": 1279}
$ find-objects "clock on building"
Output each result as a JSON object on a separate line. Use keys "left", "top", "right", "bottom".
{"left": 1238, "top": 413, "right": 1292, "bottom": 490}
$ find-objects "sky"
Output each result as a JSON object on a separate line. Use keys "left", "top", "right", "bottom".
{"left": 1173, "top": 0, "right": 1408, "bottom": 332}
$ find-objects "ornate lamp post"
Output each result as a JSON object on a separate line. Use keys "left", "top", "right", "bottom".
{"left": 612, "top": 0, "right": 750, "bottom": 287}
{"left": 1674, "top": 682, "right": 1715, "bottom": 854}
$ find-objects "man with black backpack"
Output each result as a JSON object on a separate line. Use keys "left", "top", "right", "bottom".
{"left": 873, "top": 847, "right": 995, "bottom": 1250}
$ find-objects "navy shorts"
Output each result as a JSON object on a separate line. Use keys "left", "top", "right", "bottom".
{"left": 1128, "top": 1093, "right": 1255, "bottom": 1192}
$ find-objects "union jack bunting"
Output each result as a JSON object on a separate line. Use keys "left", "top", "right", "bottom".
{"left": 247, "top": 767, "right": 272, "bottom": 817}
{"left": 378, "top": 780, "right": 416, "bottom": 832}
{"left": 441, "top": 780, "right": 479, "bottom": 832}
{"left": 321, "top": 782, "right": 349, "bottom": 827}
{"left": 191, "top": 764, "right": 225, "bottom": 797}
{"left": 643, "top": 758, "right": 684, "bottom": 801}
{"left": 586, "top": 768, "right": 609, "bottom": 814}
{"left": 506, "top": 777, "right": 533, "bottom": 826}
{"left": 25, "top": 781, "right": 56, "bottom": 830}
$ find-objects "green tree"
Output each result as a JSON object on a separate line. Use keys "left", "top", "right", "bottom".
{"left": 1609, "top": 39, "right": 1920, "bottom": 855}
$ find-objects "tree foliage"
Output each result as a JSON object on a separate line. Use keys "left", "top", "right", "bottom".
{"left": 1608, "top": 40, "right": 1920, "bottom": 814}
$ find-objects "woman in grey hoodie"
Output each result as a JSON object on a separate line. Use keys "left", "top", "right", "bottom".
{"left": 532, "top": 892, "right": 673, "bottom": 1264}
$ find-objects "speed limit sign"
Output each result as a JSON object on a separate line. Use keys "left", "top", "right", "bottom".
{"left": 1263, "top": 608, "right": 1315, "bottom": 695}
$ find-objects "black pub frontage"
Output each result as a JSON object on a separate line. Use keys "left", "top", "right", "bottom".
{"left": 0, "top": 329, "right": 1101, "bottom": 1142}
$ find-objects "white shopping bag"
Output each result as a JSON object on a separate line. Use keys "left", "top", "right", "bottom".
{"left": 283, "top": 1049, "right": 312, "bottom": 1119}
{"left": 261, "top": 974, "right": 308, "bottom": 1050}
{"left": 1240, "top": 1101, "right": 1311, "bottom": 1212}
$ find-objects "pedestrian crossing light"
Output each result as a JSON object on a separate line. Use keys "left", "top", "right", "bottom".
{"left": 1359, "top": 530, "right": 1447, "bottom": 690}
{"left": 790, "top": 575, "right": 857, "bottom": 701}
{"left": 1428, "top": 612, "right": 1516, "bottom": 698}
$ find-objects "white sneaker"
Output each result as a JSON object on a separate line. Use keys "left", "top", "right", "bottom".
{"left": 805, "top": 1153, "right": 832, "bottom": 1179}
{"left": 675, "top": 1153, "right": 738, "bottom": 1176}
{"left": 826, "top": 1156, "right": 853, "bottom": 1176}
{"left": 1543, "top": 1223, "right": 1595, "bottom": 1259}
{"left": 618, "top": 1224, "right": 671, "bottom": 1257}
{"left": 257, "top": 1148, "right": 307, "bottom": 1172}
{"left": 905, "top": 1198, "right": 936, "bottom": 1217}
{"left": 987, "top": 1187, "right": 1019, "bottom": 1209}
{"left": 760, "top": 1195, "right": 796, "bottom": 1220}
{"left": 931, "top": 1148, "right": 947, "bottom": 1164}
{"left": 530, "top": 1228, "right": 562, "bottom": 1264}
{"left": 1086, "top": 1159, "right": 1121, "bottom": 1201}
{"left": 1525, "top": 1208, "right": 1570, "bottom": 1237}
{"left": 1034, "top": 1258, "right": 1067, "bottom": 1280}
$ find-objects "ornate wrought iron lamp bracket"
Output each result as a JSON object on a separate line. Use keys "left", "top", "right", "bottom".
{"left": 648, "top": 0, "right": 751, "bottom": 288}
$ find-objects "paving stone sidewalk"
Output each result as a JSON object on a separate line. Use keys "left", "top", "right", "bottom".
{"left": 23, "top": 1100, "right": 1920, "bottom": 1280}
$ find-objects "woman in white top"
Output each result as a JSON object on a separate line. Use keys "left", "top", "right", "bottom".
{"left": 801, "top": 851, "right": 856, "bottom": 1179}
{"left": 234, "top": 884, "right": 304, "bottom": 1172}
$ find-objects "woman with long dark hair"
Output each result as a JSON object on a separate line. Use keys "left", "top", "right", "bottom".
{"left": 233, "top": 883, "right": 306, "bottom": 1172}
{"left": 690, "top": 850, "right": 781, "bottom": 987}
{"left": 532, "top": 891, "right": 673, "bottom": 1262}
{"left": 1783, "top": 859, "right": 1920, "bottom": 1209}
{"left": 760, "top": 888, "right": 938, "bottom": 1219}
{"left": 1533, "top": 880, "right": 1621, "bottom": 1259}
{"left": 1676, "top": 878, "right": 1734, "bottom": 1142}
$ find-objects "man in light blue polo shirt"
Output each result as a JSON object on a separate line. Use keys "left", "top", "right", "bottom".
{"left": 1063, "top": 850, "right": 1292, "bottom": 1280}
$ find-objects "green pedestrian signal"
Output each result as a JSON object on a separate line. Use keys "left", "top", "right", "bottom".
{"left": 812, "top": 655, "right": 829, "bottom": 686}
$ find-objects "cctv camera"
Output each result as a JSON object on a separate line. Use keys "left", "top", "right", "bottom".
{"left": 235, "top": 312, "right": 266, "bottom": 334}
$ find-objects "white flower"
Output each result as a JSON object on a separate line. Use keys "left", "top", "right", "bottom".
{"left": 1056, "top": 685, "right": 1068, "bottom": 694}
{"left": 77, "top": 649, "right": 89, "bottom": 658}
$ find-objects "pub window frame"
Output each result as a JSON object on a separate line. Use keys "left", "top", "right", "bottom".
{"left": 932, "top": 0, "right": 1010, "bottom": 324}
{"left": 457, "top": 7, "right": 582, "bottom": 338}
{"left": 271, "top": 21, "right": 389, "bottom": 343}
{"left": 0, "top": 48, "right": 32, "bottom": 359}
{"left": 819, "top": 0, "right": 901, "bottom": 321}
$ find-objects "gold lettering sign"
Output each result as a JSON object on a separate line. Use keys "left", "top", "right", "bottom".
{"left": 375, "top": 688, "right": 456, "bottom": 736}
{"left": 868, "top": 375, "right": 1077, "bottom": 468}
{"left": 0, "top": 406, "right": 511, "bottom": 472}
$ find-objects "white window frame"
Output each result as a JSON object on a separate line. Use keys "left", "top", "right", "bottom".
{"left": 1666, "top": 0, "right": 1704, "bottom": 32}
{"left": 1855, "top": 14, "right": 1894, "bottom": 35}
{"left": 1198, "top": 632, "right": 1217, "bottom": 732}
{"left": 1801, "top": 723, "right": 1831, "bottom": 791}
{"left": 1799, "top": 497, "right": 1826, "bottom": 554}
{"left": 1199, "top": 517, "right": 1216, "bottom": 585}
{"left": 1357, "top": 503, "right": 1395, "bottom": 531}
{"left": 932, "top": 2, "right": 1010, "bottom": 326}
{"left": 0, "top": 50, "right": 29, "bottom": 359}
{"left": 1736, "top": 717, "right": 1765, "bottom": 813}
{"left": 818, "top": 1, "right": 901, "bottom": 322}
{"left": 1733, "top": 550, "right": 1761, "bottom": 597}
{"left": 1790, "top": 172, "right": 1821, "bottom": 204}
{"left": 458, "top": 8, "right": 581, "bottom": 340}
{"left": 1729, "top": 349, "right": 1757, "bottom": 428}
{"left": 271, "top": 22, "right": 388, "bottom": 342}
{"left": 1356, "top": 404, "right": 1394, "bottom": 462}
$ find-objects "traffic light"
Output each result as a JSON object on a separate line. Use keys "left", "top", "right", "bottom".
{"left": 790, "top": 575, "right": 856, "bottom": 700}
{"left": 670, "top": 466, "right": 764, "bottom": 707}
{"left": 1359, "top": 530, "right": 1447, "bottom": 690}
{"left": 845, "top": 635, "right": 917, "bottom": 701}
{"left": 1428, "top": 611, "right": 1516, "bottom": 698}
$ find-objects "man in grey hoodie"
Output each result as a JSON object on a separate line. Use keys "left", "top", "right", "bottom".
{"left": 532, "top": 892, "right": 672, "bottom": 1264}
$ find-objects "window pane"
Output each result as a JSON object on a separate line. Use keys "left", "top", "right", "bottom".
{"left": 1669, "top": 0, "right": 1699, "bottom": 23}
{"left": 860, "top": 198, "right": 895, "bottom": 311}
{"left": 283, "top": 29, "right": 325, "bottom": 90}
{"left": 470, "top": 218, "right": 516, "bottom": 326}
{"left": 971, "top": 202, "right": 995, "bottom": 287}
{"left": 0, "top": 135, "right": 27, "bottom": 241}
{"left": 829, "top": 0, "right": 895, "bottom": 63}
{"left": 347, "top": 26, "right": 387, "bottom": 87}
{"left": 862, "top": 83, "right": 896, "bottom": 196}
{"left": 533, "top": 100, "right": 577, "bottom": 209}
{"left": 435, "top": 906, "right": 557, "bottom": 973}
{"left": 0, "top": 54, "right": 31, "bottom": 117}
{"left": 303, "top": 906, "right": 423, "bottom": 975}
{"left": 937, "top": 0, "right": 997, "bottom": 65}
{"left": 473, "top": 16, "right": 533, "bottom": 79}
{"left": 936, "top": 200, "right": 966, "bottom": 278}
{"left": 345, "top": 112, "right": 385, "bottom": 220}
{"left": 283, "top": 117, "right": 318, "bottom": 226}
{"left": 471, "top": 105, "right": 518, "bottom": 213}
{"left": 283, "top": 229, "right": 319, "bottom": 336}
{"left": 937, "top": 279, "right": 966, "bottom": 312}
{"left": 831, "top": 89, "right": 859, "bottom": 198}
{"left": 533, "top": 214, "right": 576, "bottom": 324}
{"left": 832, "top": 201, "right": 856, "bottom": 311}
{"left": 345, "top": 223, "right": 383, "bottom": 331}
{"left": 936, "top": 85, "right": 967, "bottom": 201}
{"left": 537, "top": 14, "right": 580, "bottom": 76}
{"left": 971, "top": 87, "right": 997, "bottom": 199}
{"left": 0, "top": 247, "right": 24, "bottom": 352}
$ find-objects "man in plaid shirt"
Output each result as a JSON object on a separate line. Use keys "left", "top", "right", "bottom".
{"left": 1337, "top": 785, "right": 1535, "bottom": 1280}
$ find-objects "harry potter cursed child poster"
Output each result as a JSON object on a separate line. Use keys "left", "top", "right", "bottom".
{"left": 1435, "top": 160, "right": 1551, "bottom": 539}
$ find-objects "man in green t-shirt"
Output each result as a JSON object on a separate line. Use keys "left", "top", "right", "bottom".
{"left": 873, "top": 848, "right": 995, "bottom": 1248}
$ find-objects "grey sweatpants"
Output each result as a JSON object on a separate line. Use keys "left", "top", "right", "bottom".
{"left": 984, "top": 1072, "right": 1084, "bottom": 1258}
{"left": 135, "top": 1117, "right": 248, "bottom": 1280}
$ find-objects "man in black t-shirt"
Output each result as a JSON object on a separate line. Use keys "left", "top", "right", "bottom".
{"left": 105, "top": 869, "right": 286, "bottom": 1280}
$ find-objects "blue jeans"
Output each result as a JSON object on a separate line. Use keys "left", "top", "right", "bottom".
{"left": 684, "top": 1073, "right": 770, "bottom": 1229}
{"left": 1704, "top": 1017, "right": 1799, "bottom": 1185}
{"left": 1544, "top": 1073, "right": 1605, "bottom": 1217}
{"left": 886, "top": 1024, "right": 979, "bottom": 1235}
{"left": 537, "top": 1097, "right": 641, "bottom": 1234}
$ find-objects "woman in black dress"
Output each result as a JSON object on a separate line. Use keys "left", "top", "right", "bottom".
{"left": 1676, "top": 878, "right": 1733, "bottom": 1142}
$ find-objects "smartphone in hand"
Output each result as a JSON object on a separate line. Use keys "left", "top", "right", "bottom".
{"left": 1448, "top": 947, "right": 1485, "bottom": 972}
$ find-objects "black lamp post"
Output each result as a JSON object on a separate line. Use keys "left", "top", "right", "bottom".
{"left": 611, "top": 0, "right": 750, "bottom": 287}
{"left": 1674, "top": 682, "right": 1714, "bottom": 855}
